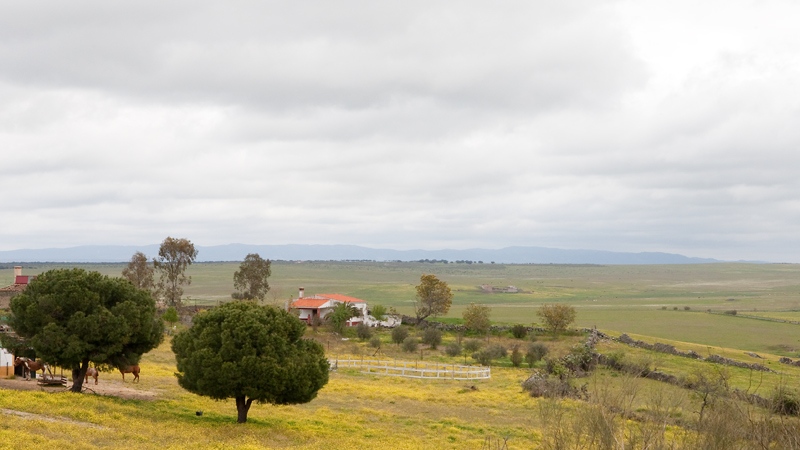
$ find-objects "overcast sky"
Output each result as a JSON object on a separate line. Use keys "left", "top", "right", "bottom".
{"left": 1, "top": 1, "right": 799, "bottom": 262}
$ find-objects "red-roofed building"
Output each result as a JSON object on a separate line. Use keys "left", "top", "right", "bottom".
{"left": 0, "top": 267, "right": 36, "bottom": 309}
{"left": 290, "top": 287, "right": 368, "bottom": 326}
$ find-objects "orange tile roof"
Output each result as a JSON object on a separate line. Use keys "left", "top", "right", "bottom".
{"left": 0, "top": 284, "right": 27, "bottom": 293}
{"left": 318, "top": 294, "right": 365, "bottom": 303}
{"left": 292, "top": 298, "right": 329, "bottom": 308}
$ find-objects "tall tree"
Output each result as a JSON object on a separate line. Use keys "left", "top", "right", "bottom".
{"left": 121, "top": 251, "right": 156, "bottom": 296}
{"left": 231, "top": 253, "right": 272, "bottom": 301}
{"left": 172, "top": 302, "right": 329, "bottom": 423}
{"left": 463, "top": 303, "right": 492, "bottom": 336}
{"left": 413, "top": 274, "right": 453, "bottom": 324}
{"left": 7, "top": 269, "right": 164, "bottom": 392}
{"left": 537, "top": 303, "right": 577, "bottom": 337}
{"left": 154, "top": 237, "right": 198, "bottom": 307}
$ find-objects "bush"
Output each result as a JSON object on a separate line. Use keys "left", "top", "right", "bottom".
{"left": 684, "top": 306, "right": 691, "bottom": 311}
{"left": 445, "top": 341, "right": 462, "bottom": 357}
{"left": 472, "top": 349, "right": 492, "bottom": 366}
{"left": 463, "top": 339, "right": 482, "bottom": 354}
{"left": 510, "top": 345, "right": 523, "bottom": 367}
{"left": 402, "top": 336, "right": 418, "bottom": 352}
{"left": 510, "top": 325, "right": 528, "bottom": 339}
{"left": 392, "top": 326, "right": 409, "bottom": 345}
{"left": 673, "top": 307, "right": 678, "bottom": 311}
{"left": 486, "top": 343, "right": 507, "bottom": 359}
{"left": 421, "top": 328, "right": 442, "bottom": 349}
{"left": 725, "top": 310, "right": 738, "bottom": 316}
{"left": 661, "top": 306, "right": 667, "bottom": 310}
{"left": 369, "top": 336, "right": 382, "bottom": 349}
{"left": 772, "top": 387, "right": 800, "bottom": 416}
{"left": 562, "top": 344, "right": 595, "bottom": 373}
{"left": 356, "top": 323, "right": 373, "bottom": 340}
{"left": 526, "top": 342, "right": 549, "bottom": 367}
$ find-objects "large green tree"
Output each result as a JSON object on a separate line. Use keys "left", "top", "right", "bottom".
{"left": 7, "top": 269, "right": 164, "bottom": 392}
{"left": 172, "top": 302, "right": 329, "bottom": 423}
{"left": 231, "top": 253, "right": 272, "bottom": 302}
{"left": 413, "top": 274, "right": 453, "bottom": 324}
{"left": 154, "top": 237, "right": 198, "bottom": 307}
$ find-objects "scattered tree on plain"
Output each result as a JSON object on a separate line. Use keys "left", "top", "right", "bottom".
{"left": 463, "top": 303, "right": 491, "bottom": 336}
{"left": 231, "top": 253, "right": 272, "bottom": 302}
{"left": 172, "top": 302, "right": 329, "bottom": 424}
{"left": 154, "top": 237, "right": 198, "bottom": 307}
{"left": 122, "top": 251, "right": 156, "bottom": 295}
{"left": 413, "top": 274, "right": 453, "bottom": 324}
{"left": 537, "top": 303, "right": 577, "bottom": 336}
{"left": 6, "top": 269, "right": 164, "bottom": 392}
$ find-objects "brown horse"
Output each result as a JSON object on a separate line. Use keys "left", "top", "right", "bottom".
{"left": 13, "top": 357, "right": 50, "bottom": 381}
{"left": 119, "top": 365, "right": 140, "bottom": 382}
{"left": 85, "top": 367, "right": 99, "bottom": 385}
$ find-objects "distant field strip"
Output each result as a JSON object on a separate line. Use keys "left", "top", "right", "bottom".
{"left": 331, "top": 357, "right": 491, "bottom": 380}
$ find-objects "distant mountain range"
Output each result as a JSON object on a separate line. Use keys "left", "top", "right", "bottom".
{"left": 0, "top": 244, "right": 750, "bottom": 264}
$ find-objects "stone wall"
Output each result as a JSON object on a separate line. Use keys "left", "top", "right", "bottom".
{"left": 616, "top": 333, "right": 774, "bottom": 373}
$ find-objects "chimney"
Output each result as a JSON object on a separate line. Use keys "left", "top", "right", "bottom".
{"left": 14, "top": 266, "right": 22, "bottom": 277}
{"left": 299, "top": 287, "right": 305, "bottom": 298}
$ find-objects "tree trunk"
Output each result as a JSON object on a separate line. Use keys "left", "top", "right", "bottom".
{"left": 70, "top": 358, "right": 90, "bottom": 393}
{"left": 236, "top": 396, "right": 254, "bottom": 423}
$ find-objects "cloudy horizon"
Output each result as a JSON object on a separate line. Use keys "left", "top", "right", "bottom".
{"left": 1, "top": 1, "right": 799, "bottom": 262}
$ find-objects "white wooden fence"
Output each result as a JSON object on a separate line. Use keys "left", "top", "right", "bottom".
{"left": 330, "top": 356, "right": 491, "bottom": 380}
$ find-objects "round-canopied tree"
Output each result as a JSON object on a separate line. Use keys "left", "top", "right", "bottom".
{"left": 171, "top": 301, "right": 329, "bottom": 423}
{"left": 7, "top": 269, "right": 164, "bottom": 392}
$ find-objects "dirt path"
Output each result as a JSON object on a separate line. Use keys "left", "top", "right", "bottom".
{"left": 0, "top": 376, "right": 159, "bottom": 400}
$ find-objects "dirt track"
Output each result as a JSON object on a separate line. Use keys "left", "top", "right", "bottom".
{"left": 0, "top": 375, "right": 158, "bottom": 400}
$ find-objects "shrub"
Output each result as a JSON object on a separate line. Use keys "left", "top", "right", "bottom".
{"left": 772, "top": 387, "right": 800, "bottom": 416}
{"left": 661, "top": 306, "right": 667, "bottom": 310}
{"left": 562, "top": 344, "right": 595, "bottom": 373}
{"left": 673, "top": 307, "right": 678, "bottom": 311}
{"left": 392, "top": 326, "right": 409, "bottom": 345}
{"left": 486, "top": 343, "right": 507, "bottom": 359}
{"left": 725, "top": 310, "right": 738, "bottom": 316}
{"left": 402, "top": 336, "right": 418, "bottom": 352}
{"left": 684, "top": 306, "right": 691, "bottom": 311}
{"left": 526, "top": 342, "right": 549, "bottom": 367}
{"left": 445, "top": 341, "right": 462, "bottom": 357}
{"left": 421, "top": 328, "right": 442, "bottom": 349}
{"left": 472, "top": 349, "right": 493, "bottom": 366}
{"left": 463, "top": 339, "right": 482, "bottom": 354}
{"left": 356, "top": 323, "right": 373, "bottom": 340}
{"left": 369, "top": 336, "right": 382, "bottom": 349}
{"left": 511, "top": 325, "right": 528, "bottom": 339}
{"left": 510, "top": 345, "right": 523, "bottom": 367}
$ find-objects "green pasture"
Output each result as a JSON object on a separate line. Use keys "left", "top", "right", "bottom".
{"left": 3, "top": 261, "right": 800, "bottom": 353}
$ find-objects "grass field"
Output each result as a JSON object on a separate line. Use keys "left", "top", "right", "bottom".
{"left": 4, "top": 261, "right": 800, "bottom": 354}
{"left": 3, "top": 326, "right": 800, "bottom": 449}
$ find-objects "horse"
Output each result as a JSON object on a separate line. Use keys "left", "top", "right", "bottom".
{"left": 85, "top": 367, "right": 99, "bottom": 385}
{"left": 119, "top": 365, "right": 140, "bottom": 382}
{"left": 13, "top": 357, "right": 50, "bottom": 381}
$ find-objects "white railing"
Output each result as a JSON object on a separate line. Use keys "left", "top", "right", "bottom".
{"left": 330, "top": 356, "right": 491, "bottom": 380}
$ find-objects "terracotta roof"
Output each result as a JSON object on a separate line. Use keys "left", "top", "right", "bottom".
{"left": 318, "top": 294, "right": 365, "bottom": 303}
{"left": 292, "top": 298, "right": 329, "bottom": 308}
{"left": 0, "top": 284, "right": 27, "bottom": 293}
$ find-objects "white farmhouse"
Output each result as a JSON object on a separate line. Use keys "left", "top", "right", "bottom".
{"left": 290, "top": 288, "right": 399, "bottom": 327}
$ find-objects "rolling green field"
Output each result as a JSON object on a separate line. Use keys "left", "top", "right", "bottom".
{"left": 3, "top": 261, "right": 800, "bottom": 354}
